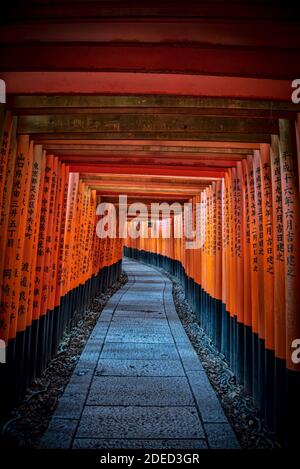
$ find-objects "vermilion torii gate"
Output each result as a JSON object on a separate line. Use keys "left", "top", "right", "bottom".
{"left": 0, "top": 0, "right": 300, "bottom": 449}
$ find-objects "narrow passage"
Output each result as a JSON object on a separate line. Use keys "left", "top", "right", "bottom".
{"left": 40, "top": 259, "right": 239, "bottom": 449}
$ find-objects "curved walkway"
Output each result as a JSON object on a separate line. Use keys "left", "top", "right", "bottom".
{"left": 40, "top": 258, "right": 239, "bottom": 449}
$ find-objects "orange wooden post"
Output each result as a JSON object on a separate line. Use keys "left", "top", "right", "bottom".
{"left": 0, "top": 117, "right": 17, "bottom": 319}
{"left": 260, "top": 143, "right": 275, "bottom": 426}
{"left": 270, "top": 135, "right": 285, "bottom": 362}
{"left": 235, "top": 162, "right": 245, "bottom": 382}
{"left": 13, "top": 143, "right": 44, "bottom": 390}
{"left": 62, "top": 172, "right": 79, "bottom": 298}
{"left": 52, "top": 163, "right": 68, "bottom": 310}
{"left": 55, "top": 165, "right": 70, "bottom": 306}
{"left": 242, "top": 157, "right": 253, "bottom": 392}
{"left": 0, "top": 112, "right": 13, "bottom": 214}
{"left": 248, "top": 153, "right": 260, "bottom": 402}
{"left": 201, "top": 189, "right": 207, "bottom": 331}
{"left": 269, "top": 134, "right": 286, "bottom": 438}
{"left": 40, "top": 156, "right": 58, "bottom": 319}
{"left": 278, "top": 119, "right": 300, "bottom": 447}
{"left": 32, "top": 155, "right": 52, "bottom": 322}
{"left": 221, "top": 176, "right": 229, "bottom": 359}
{"left": 1, "top": 135, "right": 32, "bottom": 343}
{"left": 278, "top": 120, "right": 300, "bottom": 371}
{"left": 253, "top": 148, "right": 267, "bottom": 409}
{"left": 18, "top": 144, "right": 44, "bottom": 335}
{"left": 27, "top": 148, "right": 46, "bottom": 327}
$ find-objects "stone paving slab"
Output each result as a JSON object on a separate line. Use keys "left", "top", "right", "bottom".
{"left": 204, "top": 423, "right": 240, "bottom": 449}
{"left": 110, "top": 317, "right": 168, "bottom": 326}
{"left": 96, "top": 358, "right": 185, "bottom": 377}
{"left": 87, "top": 376, "right": 195, "bottom": 406}
{"left": 73, "top": 438, "right": 208, "bottom": 449}
{"left": 186, "top": 371, "right": 228, "bottom": 423}
{"left": 100, "top": 342, "right": 179, "bottom": 360}
{"left": 40, "top": 258, "right": 239, "bottom": 450}
{"left": 39, "top": 418, "right": 78, "bottom": 449}
{"left": 77, "top": 406, "right": 205, "bottom": 439}
{"left": 113, "top": 310, "right": 166, "bottom": 319}
{"left": 105, "top": 329, "right": 174, "bottom": 344}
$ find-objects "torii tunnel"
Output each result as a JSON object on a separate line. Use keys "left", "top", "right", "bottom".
{"left": 0, "top": 0, "right": 300, "bottom": 456}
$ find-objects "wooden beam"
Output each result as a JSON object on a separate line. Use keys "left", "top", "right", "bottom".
{"left": 100, "top": 196, "right": 189, "bottom": 203}
{"left": 3, "top": 73, "right": 293, "bottom": 100}
{"left": 70, "top": 164, "right": 225, "bottom": 177}
{"left": 1, "top": 21, "right": 300, "bottom": 49}
{"left": 18, "top": 114, "right": 278, "bottom": 135}
{"left": 2, "top": 45, "right": 300, "bottom": 79}
{"left": 58, "top": 155, "right": 237, "bottom": 169}
{"left": 37, "top": 139, "right": 260, "bottom": 150}
{"left": 55, "top": 151, "right": 247, "bottom": 162}
{"left": 88, "top": 186, "right": 202, "bottom": 195}
{"left": 43, "top": 141, "right": 253, "bottom": 154}
{"left": 3, "top": 2, "right": 296, "bottom": 22}
{"left": 29, "top": 132, "right": 271, "bottom": 143}
{"left": 79, "top": 174, "right": 216, "bottom": 184}
{"left": 8, "top": 95, "right": 300, "bottom": 113}
{"left": 81, "top": 180, "right": 212, "bottom": 190}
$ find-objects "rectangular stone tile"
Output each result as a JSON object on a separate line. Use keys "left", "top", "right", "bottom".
{"left": 68, "top": 368, "right": 94, "bottom": 387}
{"left": 100, "top": 342, "right": 179, "bottom": 360}
{"left": 113, "top": 311, "right": 166, "bottom": 319}
{"left": 164, "top": 305, "right": 178, "bottom": 316}
{"left": 169, "top": 325, "right": 191, "bottom": 345}
{"left": 73, "top": 438, "right": 208, "bottom": 449}
{"left": 53, "top": 395, "right": 86, "bottom": 419}
{"left": 76, "top": 340, "right": 103, "bottom": 369}
{"left": 97, "top": 311, "right": 114, "bottom": 321}
{"left": 105, "top": 330, "right": 174, "bottom": 344}
{"left": 39, "top": 418, "right": 78, "bottom": 449}
{"left": 96, "top": 358, "right": 185, "bottom": 377}
{"left": 87, "top": 376, "right": 194, "bottom": 406}
{"left": 130, "top": 282, "right": 163, "bottom": 286}
{"left": 115, "top": 306, "right": 165, "bottom": 313}
{"left": 76, "top": 406, "right": 204, "bottom": 439}
{"left": 110, "top": 317, "right": 167, "bottom": 326}
{"left": 61, "top": 382, "right": 89, "bottom": 399}
{"left": 204, "top": 423, "right": 240, "bottom": 449}
{"left": 123, "top": 291, "right": 162, "bottom": 296}
{"left": 115, "top": 305, "right": 164, "bottom": 312}
{"left": 177, "top": 344, "right": 205, "bottom": 372}
{"left": 79, "top": 339, "right": 102, "bottom": 355}
{"left": 89, "top": 328, "right": 109, "bottom": 341}
{"left": 186, "top": 371, "right": 228, "bottom": 423}
{"left": 77, "top": 354, "right": 100, "bottom": 370}
{"left": 107, "top": 325, "right": 171, "bottom": 335}
{"left": 163, "top": 293, "right": 173, "bottom": 301}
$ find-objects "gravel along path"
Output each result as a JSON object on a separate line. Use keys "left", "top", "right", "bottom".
{"left": 158, "top": 267, "right": 281, "bottom": 449}
{"left": 0, "top": 272, "right": 128, "bottom": 449}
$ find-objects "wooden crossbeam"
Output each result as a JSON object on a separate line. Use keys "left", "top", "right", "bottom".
{"left": 69, "top": 164, "right": 225, "bottom": 177}
{"left": 1, "top": 21, "right": 300, "bottom": 50}
{"left": 9, "top": 95, "right": 300, "bottom": 112}
{"left": 59, "top": 156, "right": 237, "bottom": 169}
{"left": 2, "top": 45, "right": 300, "bottom": 79}
{"left": 18, "top": 114, "right": 278, "bottom": 135}
{"left": 28, "top": 132, "right": 271, "bottom": 143}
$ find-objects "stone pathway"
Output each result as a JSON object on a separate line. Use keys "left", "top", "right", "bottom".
{"left": 40, "top": 258, "right": 239, "bottom": 449}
